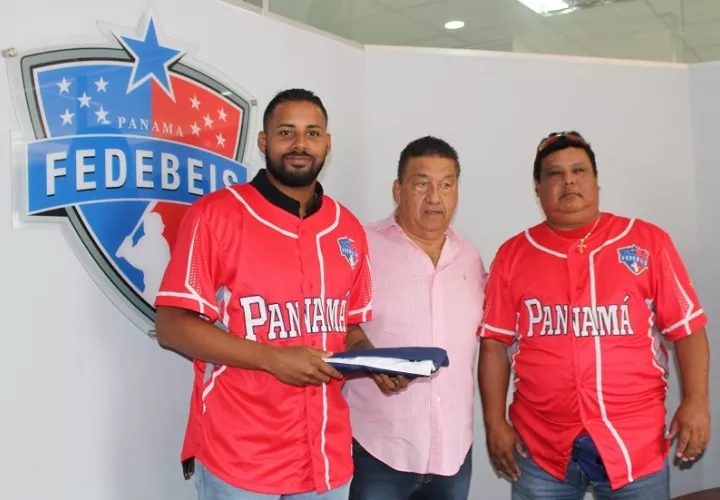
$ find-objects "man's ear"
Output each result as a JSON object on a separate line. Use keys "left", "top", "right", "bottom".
{"left": 392, "top": 179, "right": 400, "bottom": 205}
{"left": 326, "top": 132, "right": 332, "bottom": 156}
{"left": 258, "top": 131, "right": 267, "bottom": 155}
{"left": 534, "top": 179, "right": 540, "bottom": 196}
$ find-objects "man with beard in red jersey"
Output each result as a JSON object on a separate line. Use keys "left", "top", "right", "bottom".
{"left": 478, "top": 131, "right": 710, "bottom": 500}
{"left": 155, "top": 89, "right": 375, "bottom": 500}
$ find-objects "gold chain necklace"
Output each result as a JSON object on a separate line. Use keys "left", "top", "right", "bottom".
{"left": 548, "top": 214, "right": 601, "bottom": 254}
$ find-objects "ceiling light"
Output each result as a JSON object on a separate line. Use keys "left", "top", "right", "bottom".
{"left": 516, "top": 0, "right": 570, "bottom": 15}
{"left": 444, "top": 20, "right": 465, "bottom": 30}
{"left": 516, "top": 0, "right": 635, "bottom": 16}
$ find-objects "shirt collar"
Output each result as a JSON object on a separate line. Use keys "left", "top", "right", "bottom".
{"left": 250, "top": 168, "right": 323, "bottom": 218}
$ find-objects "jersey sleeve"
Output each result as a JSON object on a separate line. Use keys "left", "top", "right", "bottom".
{"left": 653, "top": 232, "right": 707, "bottom": 342}
{"left": 346, "top": 232, "right": 372, "bottom": 326}
{"left": 154, "top": 203, "right": 223, "bottom": 323}
{"left": 478, "top": 248, "right": 517, "bottom": 345}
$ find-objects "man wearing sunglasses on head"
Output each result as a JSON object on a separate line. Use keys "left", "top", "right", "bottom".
{"left": 477, "top": 131, "right": 710, "bottom": 499}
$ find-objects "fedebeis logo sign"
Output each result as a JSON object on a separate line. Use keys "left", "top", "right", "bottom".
{"left": 6, "top": 10, "right": 256, "bottom": 335}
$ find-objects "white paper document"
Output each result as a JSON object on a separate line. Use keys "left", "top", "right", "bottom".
{"left": 326, "top": 355, "right": 436, "bottom": 377}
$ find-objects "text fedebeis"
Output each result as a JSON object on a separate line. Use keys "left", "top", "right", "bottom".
{"left": 27, "top": 134, "right": 246, "bottom": 213}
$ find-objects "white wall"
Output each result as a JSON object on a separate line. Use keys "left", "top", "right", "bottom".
{"left": 0, "top": 1, "right": 364, "bottom": 499}
{"left": 363, "top": 47, "right": 698, "bottom": 262}
{"left": 0, "top": 1, "right": 716, "bottom": 499}
{"left": 688, "top": 60, "right": 720, "bottom": 496}
{"left": 363, "top": 45, "right": 708, "bottom": 499}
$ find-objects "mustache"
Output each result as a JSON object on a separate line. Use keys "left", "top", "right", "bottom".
{"left": 283, "top": 151, "right": 312, "bottom": 159}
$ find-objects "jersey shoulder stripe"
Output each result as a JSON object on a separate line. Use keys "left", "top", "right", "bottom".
{"left": 491, "top": 227, "right": 534, "bottom": 273}
{"left": 187, "top": 183, "right": 268, "bottom": 235}
{"left": 624, "top": 217, "right": 670, "bottom": 242}
{"left": 332, "top": 198, "right": 365, "bottom": 229}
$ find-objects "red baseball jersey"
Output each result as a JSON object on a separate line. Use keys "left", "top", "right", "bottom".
{"left": 154, "top": 170, "right": 373, "bottom": 494}
{"left": 479, "top": 212, "right": 707, "bottom": 490}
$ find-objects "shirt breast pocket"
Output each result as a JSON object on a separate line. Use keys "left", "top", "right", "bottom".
{"left": 373, "top": 269, "right": 430, "bottom": 332}
{"left": 443, "top": 266, "right": 484, "bottom": 327}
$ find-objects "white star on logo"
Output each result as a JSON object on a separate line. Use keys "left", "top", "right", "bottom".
{"left": 190, "top": 95, "right": 201, "bottom": 110}
{"left": 216, "top": 133, "right": 225, "bottom": 147}
{"left": 95, "top": 106, "right": 110, "bottom": 124}
{"left": 57, "top": 77, "right": 71, "bottom": 94}
{"left": 203, "top": 114, "right": 214, "bottom": 128}
{"left": 190, "top": 122, "right": 201, "bottom": 136}
{"left": 77, "top": 92, "right": 92, "bottom": 108}
{"left": 95, "top": 77, "right": 108, "bottom": 92}
{"left": 60, "top": 108, "right": 75, "bottom": 125}
{"left": 218, "top": 108, "right": 228, "bottom": 122}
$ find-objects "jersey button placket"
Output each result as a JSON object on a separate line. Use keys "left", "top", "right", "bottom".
{"left": 298, "top": 223, "right": 324, "bottom": 488}
{"left": 298, "top": 225, "right": 314, "bottom": 348}
{"left": 567, "top": 250, "right": 590, "bottom": 427}
{"left": 300, "top": 228, "right": 315, "bottom": 290}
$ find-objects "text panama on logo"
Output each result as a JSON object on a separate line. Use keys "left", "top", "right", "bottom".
{"left": 7, "top": 10, "right": 256, "bottom": 335}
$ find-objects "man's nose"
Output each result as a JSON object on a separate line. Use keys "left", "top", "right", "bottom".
{"left": 292, "top": 134, "right": 307, "bottom": 151}
{"left": 425, "top": 184, "right": 441, "bottom": 203}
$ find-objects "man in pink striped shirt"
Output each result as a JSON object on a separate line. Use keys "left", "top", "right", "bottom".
{"left": 343, "top": 136, "right": 488, "bottom": 500}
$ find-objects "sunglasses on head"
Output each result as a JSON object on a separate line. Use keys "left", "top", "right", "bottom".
{"left": 536, "top": 131, "right": 589, "bottom": 154}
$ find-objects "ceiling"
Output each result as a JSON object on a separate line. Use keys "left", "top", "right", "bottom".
{"left": 227, "top": 0, "right": 720, "bottom": 64}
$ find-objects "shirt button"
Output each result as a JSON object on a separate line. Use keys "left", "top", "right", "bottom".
{"left": 436, "top": 397, "right": 441, "bottom": 402}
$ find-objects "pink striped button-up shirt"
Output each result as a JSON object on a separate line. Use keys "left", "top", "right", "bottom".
{"left": 343, "top": 212, "right": 487, "bottom": 476}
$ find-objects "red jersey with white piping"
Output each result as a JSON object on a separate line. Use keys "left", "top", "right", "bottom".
{"left": 155, "top": 172, "right": 372, "bottom": 494}
{"left": 479, "top": 212, "right": 706, "bottom": 490}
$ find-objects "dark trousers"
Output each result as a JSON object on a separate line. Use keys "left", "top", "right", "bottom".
{"left": 349, "top": 439, "right": 472, "bottom": 500}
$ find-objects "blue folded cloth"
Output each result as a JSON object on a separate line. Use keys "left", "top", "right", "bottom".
{"left": 326, "top": 347, "right": 449, "bottom": 378}
{"left": 573, "top": 434, "right": 608, "bottom": 482}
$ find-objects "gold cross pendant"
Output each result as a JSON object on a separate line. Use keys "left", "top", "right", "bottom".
{"left": 578, "top": 240, "right": 587, "bottom": 254}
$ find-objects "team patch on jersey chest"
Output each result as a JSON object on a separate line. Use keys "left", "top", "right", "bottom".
{"left": 618, "top": 245, "right": 649, "bottom": 275}
{"left": 337, "top": 236, "right": 359, "bottom": 269}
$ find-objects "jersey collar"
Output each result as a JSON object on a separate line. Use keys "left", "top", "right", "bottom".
{"left": 250, "top": 168, "right": 324, "bottom": 218}
{"left": 528, "top": 212, "right": 616, "bottom": 256}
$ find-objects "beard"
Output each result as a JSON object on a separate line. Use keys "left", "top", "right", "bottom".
{"left": 265, "top": 149, "right": 327, "bottom": 188}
